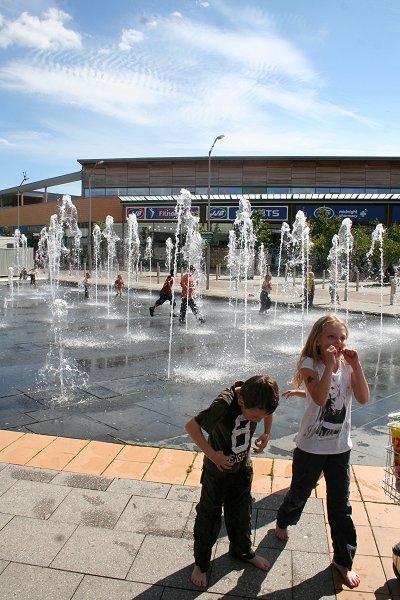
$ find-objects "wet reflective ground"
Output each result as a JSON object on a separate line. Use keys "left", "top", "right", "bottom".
{"left": 0, "top": 281, "right": 399, "bottom": 466}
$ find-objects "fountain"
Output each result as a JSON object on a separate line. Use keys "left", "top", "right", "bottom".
{"left": 125, "top": 214, "right": 140, "bottom": 336}
{"left": 102, "top": 216, "right": 120, "bottom": 316}
{"left": 0, "top": 202, "right": 398, "bottom": 466}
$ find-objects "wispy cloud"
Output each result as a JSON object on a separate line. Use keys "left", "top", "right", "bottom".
{"left": 119, "top": 28, "right": 144, "bottom": 50}
{"left": 0, "top": 8, "right": 81, "bottom": 50}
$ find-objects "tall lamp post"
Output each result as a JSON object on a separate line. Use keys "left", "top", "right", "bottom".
{"left": 87, "top": 160, "right": 104, "bottom": 272}
{"left": 17, "top": 171, "right": 29, "bottom": 230}
{"left": 206, "top": 134, "right": 225, "bottom": 290}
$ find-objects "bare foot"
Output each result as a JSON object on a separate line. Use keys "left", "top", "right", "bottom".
{"left": 275, "top": 525, "right": 289, "bottom": 541}
{"left": 191, "top": 565, "right": 207, "bottom": 588}
{"left": 332, "top": 561, "right": 360, "bottom": 589}
{"left": 247, "top": 553, "right": 270, "bottom": 571}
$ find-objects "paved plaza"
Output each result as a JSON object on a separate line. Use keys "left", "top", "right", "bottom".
{"left": 0, "top": 273, "right": 399, "bottom": 598}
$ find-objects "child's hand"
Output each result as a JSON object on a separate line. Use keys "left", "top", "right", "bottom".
{"left": 212, "top": 451, "right": 233, "bottom": 471}
{"left": 342, "top": 348, "right": 360, "bottom": 368}
{"left": 282, "top": 389, "right": 306, "bottom": 399}
{"left": 253, "top": 433, "right": 269, "bottom": 453}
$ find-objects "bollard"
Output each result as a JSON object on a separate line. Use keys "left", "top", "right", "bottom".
{"left": 140, "top": 260, "right": 143, "bottom": 275}
{"left": 356, "top": 270, "right": 359, "bottom": 292}
{"left": 390, "top": 277, "right": 396, "bottom": 305}
{"left": 322, "top": 270, "right": 325, "bottom": 289}
{"left": 216, "top": 264, "right": 219, "bottom": 280}
{"left": 156, "top": 261, "right": 160, "bottom": 284}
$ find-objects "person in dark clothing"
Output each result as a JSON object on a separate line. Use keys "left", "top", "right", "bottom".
{"left": 185, "top": 374, "right": 280, "bottom": 589}
{"left": 149, "top": 269, "right": 176, "bottom": 317}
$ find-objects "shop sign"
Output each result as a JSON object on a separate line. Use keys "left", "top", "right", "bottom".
{"left": 228, "top": 206, "right": 288, "bottom": 221}
{"left": 126, "top": 207, "right": 145, "bottom": 219}
{"left": 210, "top": 207, "right": 228, "bottom": 220}
{"left": 127, "top": 206, "right": 199, "bottom": 221}
{"left": 297, "top": 205, "right": 385, "bottom": 222}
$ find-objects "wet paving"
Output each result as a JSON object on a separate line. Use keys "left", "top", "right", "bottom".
{"left": 0, "top": 280, "right": 399, "bottom": 466}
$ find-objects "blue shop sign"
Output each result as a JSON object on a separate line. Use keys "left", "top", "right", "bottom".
{"left": 228, "top": 206, "right": 288, "bottom": 221}
{"left": 297, "top": 205, "right": 385, "bottom": 222}
{"left": 126, "top": 206, "right": 199, "bottom": 221}
{"left": 210, "top": 206, "right": 228, "bottom": 220}
{"left": 391, "top": 205, "right": 400, "bottom": 223}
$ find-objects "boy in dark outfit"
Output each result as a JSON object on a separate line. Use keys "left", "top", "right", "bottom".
{"left": 185, "top": 374, "right": 280, "bottom": 589}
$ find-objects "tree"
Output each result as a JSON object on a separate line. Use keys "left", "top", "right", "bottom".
{"left": 351, "top": 224, "right": 374, "bottom": 276}
{"left": 383, "top": 223, "right": 400, "bottom": 268}
{"left": 309, "top": 209, "right": 342, "bottom": 272}
{"left": 251, "top": 210, "right": 273, "bottom": 253}
{"left": 1, "top": 226, "right": 12, "bottom": 236}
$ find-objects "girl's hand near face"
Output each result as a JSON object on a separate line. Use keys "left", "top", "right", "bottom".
{"left": 342, "top": 348, "right": 360, "bottom": 368}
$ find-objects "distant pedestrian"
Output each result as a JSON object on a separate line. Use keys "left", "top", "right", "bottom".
{"left": 19, "top": 266, "right": 28, "bottom": 281}
{"left": 114, "top": 274, "right": 124, "bottom": 300}
{"left": 149, "top": 269, "right": 177, "bottom": 317}
{"left": 179, "top": 266, "right": 204, "bottom": 325}
{"left": 304, "top": 265, "right": 315, "bottom": 307}
{"left": 259, "top": 273, "right": 272, "bottom": 314}
{"left": 83, "top": 272, "right": 90, "bottom": 299}
{"left": 30, "top": 268, "right": 36, "bottom": 286}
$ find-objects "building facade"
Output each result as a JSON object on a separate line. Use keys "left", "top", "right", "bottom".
{"left": 1, "top": 156, "right": 399, "bottom": 264}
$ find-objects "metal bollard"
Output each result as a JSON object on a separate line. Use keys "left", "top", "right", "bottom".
{"left": 322, "top": 270, "right": 325, "bottom": 289}
{"left": 156, "top": 261, "right": 160, "bottom": 284}
{"left": 356, "top": 270, "right": 359, "bottom": 292}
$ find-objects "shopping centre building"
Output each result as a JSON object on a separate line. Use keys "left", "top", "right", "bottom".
{"left": 1, "top": 156, "right": 399, "bottom": 265}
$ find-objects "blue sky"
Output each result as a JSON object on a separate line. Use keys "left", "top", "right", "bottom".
{"left": 0, "top": 0, "right": 399, "bottom": 195}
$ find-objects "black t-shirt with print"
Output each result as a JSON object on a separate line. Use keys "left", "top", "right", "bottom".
{"left": 194, "top": 381, "right": 257, "bottom": 473}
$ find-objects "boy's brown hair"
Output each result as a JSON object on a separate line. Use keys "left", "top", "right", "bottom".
{"left": 240, "top": 375, "right": 279, "bottom": 413}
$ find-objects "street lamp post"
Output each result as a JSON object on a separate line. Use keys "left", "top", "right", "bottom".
{"left": 17, "top": 171, "right": 29, "bottom": 231}
{"left": 206, "top": 134, "right": 225, "bottom": 290}
{"left": 87, "top": 160, "right": 104, "bottom": 272}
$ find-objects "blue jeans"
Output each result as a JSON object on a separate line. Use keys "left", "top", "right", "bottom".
{"left": 277, "top": 447, "right": 356, "bottom": 569}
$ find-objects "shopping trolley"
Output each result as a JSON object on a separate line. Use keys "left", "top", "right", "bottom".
{"left": 383, "top": 411, "right": 400, "bottom": 581}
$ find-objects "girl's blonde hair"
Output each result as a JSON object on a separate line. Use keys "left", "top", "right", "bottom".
{"left": 292, "top": 314, "right": 348, "bottom": 387}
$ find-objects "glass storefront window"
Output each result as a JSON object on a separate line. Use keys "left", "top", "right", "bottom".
{"left": 149, "top": 187, "right": 173, "bottom": 195}
{"left": 127, "top": 187, "right": 149, "bottom": 195}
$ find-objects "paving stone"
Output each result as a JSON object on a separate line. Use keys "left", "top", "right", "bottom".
{"left": 0, "top": 559, "right": 9, "bottom": 575}
{"left": 51, "top": 470, "right": 114, "bottom": 491}
{"left": 51, "top": 525, "right": 144, "bottom": 579}
{"left": 107, "top": 478, "right": 171, "bottom": 498}
{"left": 255, "top": 510, "right": 329, "bottom": 553}
{"left": 115, "top": 495, "right": 192, "bottom": 537}
{"left": 126, "top": 535, "right": 195, "bottom": 589}
{"left": 167, "top": 484, "right": 201, "bottom": 503}
{"left": 0, "top": 515, "right": 76, "bottom": 566}
{"left": 49, "top": 487, "right": 130, "bottom": 528}
{"left": 0, "top": 479, "right": 71, "bottom": 519}
{"left": 6, "top": 464, "right": 59, "bottom": 483}
{"left": 72, "top": 574, "right": 163, "bottom": 600}
{"left": 292, "top": 551, "right": 335, "bottom": 600}
{"left": 0, "top": 562, "right": 83, "bottom": 600}
{"left": 208, "top": 542, "right": 292, "bottom": 599}
{"left": 161, "top": 590, "right": 238, "bottom": 600}
{"left": 0, "top": 468, "right": 16, "bottom": 495}
{"left": 0, "top": 512, "right": 13, "bottom": 530}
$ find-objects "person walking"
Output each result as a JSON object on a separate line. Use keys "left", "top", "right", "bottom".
{"left": 259, "top": 273, "right": 272, "bottom": 314}
{"left": 114, "top": 274, "right": 124, "bottom": 300}
{"left": 179, "top": 266, "right": 204, "bottom": 325}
